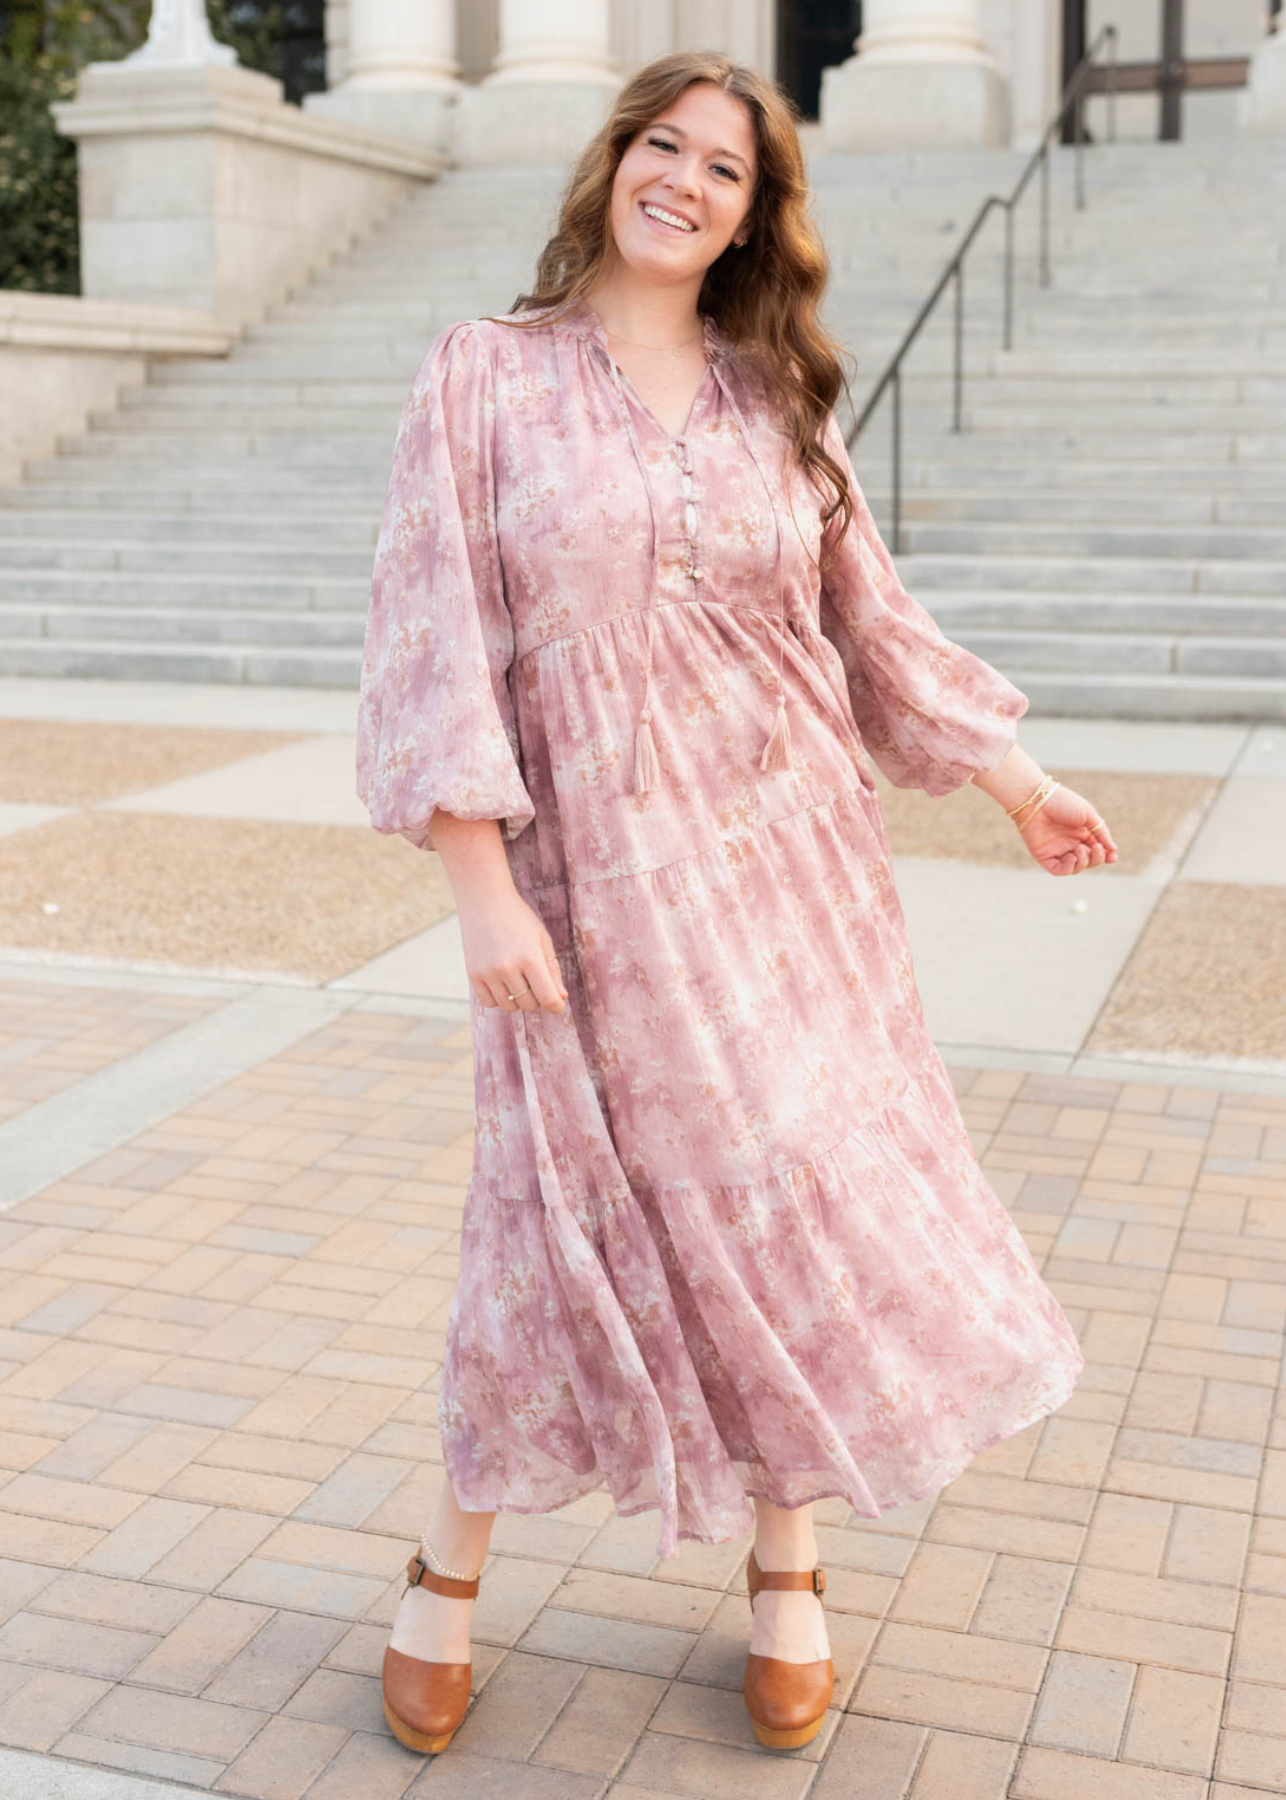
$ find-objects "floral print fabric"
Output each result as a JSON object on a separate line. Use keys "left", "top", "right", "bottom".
{"left": 356, "top": 294, "right": 1085, "bottom": 1557}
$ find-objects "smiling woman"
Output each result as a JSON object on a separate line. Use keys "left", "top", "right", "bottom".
{"left": 357, "top": 45, "right": 1100, "bottom": 1765}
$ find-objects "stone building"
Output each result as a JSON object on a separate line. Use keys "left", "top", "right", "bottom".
{"left": 306, "top": 0, "right": 1283, "bottom": 158}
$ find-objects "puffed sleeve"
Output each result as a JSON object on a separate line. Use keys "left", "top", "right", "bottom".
{"left": 815, "top": 410, "right": 1029, "bottom": 796}
{"left": 356, "top": 318, "right": 535, "bottom": 851}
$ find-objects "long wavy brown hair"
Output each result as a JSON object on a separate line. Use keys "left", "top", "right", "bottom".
{"left": 483, "top": 50, "right": 857, "bottom": 559}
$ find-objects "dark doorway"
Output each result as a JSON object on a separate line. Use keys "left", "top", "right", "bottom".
{"left": 1065, "top": 0, "right": 1255, "bottom": 143}
{"left": 776, "top": 0, "right": 862, "bottom": 122}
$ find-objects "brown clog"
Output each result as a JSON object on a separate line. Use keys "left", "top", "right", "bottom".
{"left": 382, "top": 1552, "right": 480, "bottom": 1754}
{"left": 743, "top": 1547, "right": 835, "bottom": 1749}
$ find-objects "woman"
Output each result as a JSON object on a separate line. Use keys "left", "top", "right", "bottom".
{"left": 357, "top": 50, "right": 1112, "bottom": 1760}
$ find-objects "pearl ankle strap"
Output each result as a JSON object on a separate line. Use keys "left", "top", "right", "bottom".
{"left": 419, "top": 1537, "right": 485, "bottom": 1583}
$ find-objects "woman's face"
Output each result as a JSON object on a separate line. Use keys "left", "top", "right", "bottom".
{"left": 607, "top": 82, "right": 757, "bottom": 285}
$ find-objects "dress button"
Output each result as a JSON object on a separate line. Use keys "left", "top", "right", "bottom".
{"left": 683, "top": 502, "right": 698, "bottom": 534}
{"left": 691, "top": 568, "right": 703, "bottom": 580}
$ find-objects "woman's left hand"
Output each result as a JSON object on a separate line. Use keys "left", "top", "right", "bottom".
{"left": 1016, "top": 782, "right": 1119, "bottom": 877}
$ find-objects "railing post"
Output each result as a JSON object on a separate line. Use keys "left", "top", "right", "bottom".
{"left": 849, "top": 24, "right": 1115, "bottom": 497}
{"left": 891, "top": 364, "right": 903, "bottom": 556}
{"left": 952, "top": 262, "right": 964, "bottom": 432}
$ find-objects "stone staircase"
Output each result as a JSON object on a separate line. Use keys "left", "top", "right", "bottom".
{"left": 1, "top": 139, "right": 1284, "bottom": 716}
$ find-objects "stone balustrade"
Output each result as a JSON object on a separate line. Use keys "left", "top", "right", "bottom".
{"left": 0, "top": 291, "right": 233, "bottom": 485}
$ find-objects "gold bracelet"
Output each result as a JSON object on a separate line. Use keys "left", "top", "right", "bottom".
{"left": 1005, "top": 774, "right": 1053, "bottom": 820}
{"left": 1008, "top": 774, "right": 1059, "bottom": 830}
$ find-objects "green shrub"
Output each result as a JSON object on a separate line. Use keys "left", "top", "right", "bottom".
{"left": 0, "top": 49, "right": 81, "bottom": 292}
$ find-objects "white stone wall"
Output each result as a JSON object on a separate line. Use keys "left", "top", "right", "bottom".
{"left": 0, "top": 294, "right": 231, "bottom": 488}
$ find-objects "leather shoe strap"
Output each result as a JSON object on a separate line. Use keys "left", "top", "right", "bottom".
{"left": 747, "top": 1550, "right": 826, "bottom": 1597}
{"left": 404, "top": 1553, "right": 480, "bottom": 1600}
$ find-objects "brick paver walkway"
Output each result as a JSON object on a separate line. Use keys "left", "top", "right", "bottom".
{"left": 1, "top": 981, "right": 1284, "bottom": 1798}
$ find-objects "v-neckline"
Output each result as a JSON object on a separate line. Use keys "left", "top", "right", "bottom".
{"left": 572, "top": 296, "right": 719, "bottom": 444}
{"left": 610, "top": 358, "right": 712, "bottom": 445}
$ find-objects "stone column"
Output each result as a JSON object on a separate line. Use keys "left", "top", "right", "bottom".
{"left": 303, "top": 0, "right": 461, "bottom": 153}
{"left": 1009, "top": 0, "right": 1063, "bottom": 153}
{"left": 821, "top": 0, "right": 1010, "bottom": 152}
{"left": 456, "top": 0, "right": 623, "bottom": 166}
{"left": 1239, "top": 13, "right": 1286, "bottom": 133}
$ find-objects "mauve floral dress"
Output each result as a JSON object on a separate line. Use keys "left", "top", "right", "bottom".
{"left": 355, "top": 292, "right": 1085, "bottom": 1558}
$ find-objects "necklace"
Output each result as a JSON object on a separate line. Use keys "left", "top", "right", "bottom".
{"left": 603, "top": 322, "right": 705, "bottom": 357}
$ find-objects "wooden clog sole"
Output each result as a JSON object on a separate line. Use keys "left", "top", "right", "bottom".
{"left": 382, "top": 1694, "right": 463, "bottom": 1755}
{"left": 747, "top": 1707, "right": 827, "bottom": 1749}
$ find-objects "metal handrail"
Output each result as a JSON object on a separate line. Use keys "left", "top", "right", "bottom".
{"left": 848, "top": 23, "right": 1120, "bottom": 553}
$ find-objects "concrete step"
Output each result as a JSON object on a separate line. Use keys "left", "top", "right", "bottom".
{"left": 0, "top": 540, "right": 375, "bottom": 576}
{"left": 989, "top": 348, "right": 1286, "bottom": 377}
{"left": 0, "top": 511, "right": 377, "bottom": 543}
{"left": 0, "top": 488, "right": 383, "bottom": 518}
{"left": 939, "top": 405, "right": 1286, "bottom": 434}
{"left": 55, "top": 432, "right": 396, "bottom": 463}
{"left": 927, "top": 592, "right": 1286, "bottom": 635}
{"left": 868, "top": 429, "right": 1286, "bottom": 458}
{"left": 0, "top": 637, "right": 362, "bottom": 686}
{"left": 952, "top": 627, "right": 1286, "bottom": 679}
{"left": 898, "top": 553, "right": 1286, "bottom": 595}
{"left": 898, "top": 523, "right": 1286, "bottom": 560}
{"left": 859, "top": 491, "right": 1286, "bottom": 526}
{"left": 875, "top": 374, "right": 1286, "bottom": 404}
{"left": 0, "top": 572, "right": 363, "bottom": 609}
{"left": 157, "top": 348, "right": 430, "bottom": 379}
{"left": 145, "top": 358, "right": 420, "bottom": 386}
{"left": 875, "top": 460, "right": 1286, "bottom": 492}
{"left": 87, "top": 406, "right": 402, "bottom": 434}
{"left": 18, "top": 460, "right": 376, "bottom": 490}
{"left": 0, "top": 604, "right": 365, "bottom": 648}
{"left": 120, "top": 380, "right": 412, "bottom": 409}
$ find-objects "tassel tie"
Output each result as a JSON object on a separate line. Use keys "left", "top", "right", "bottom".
{"left": 597, "top": 327, "right": 790, "bottom": 794}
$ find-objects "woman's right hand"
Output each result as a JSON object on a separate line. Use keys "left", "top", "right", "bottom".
{"left": 458, "top": 884, "right": 569, "bottom": 1014}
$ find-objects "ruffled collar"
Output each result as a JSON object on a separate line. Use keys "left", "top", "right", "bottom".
{"left": 549, "top": 291, "right": 732, "bottom": 363}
